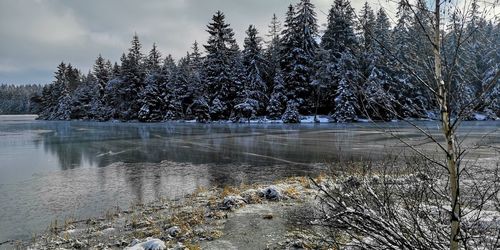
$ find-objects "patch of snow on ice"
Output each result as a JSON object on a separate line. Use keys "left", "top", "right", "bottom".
{"left": 474, "top": 113, "right": 487, "bottom": 121}
{"left": 356, "top": 118, "right": 371, "bottom": 123}
{"left": 300, "top": 115, "right": 329, "bottom": 123}
{"left": 125, "top": 238, "right": 166, "bottom": 250}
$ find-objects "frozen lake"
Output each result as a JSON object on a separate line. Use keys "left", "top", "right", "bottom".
{"left": 0, "top": 115, "right": 498, "bottom": 242}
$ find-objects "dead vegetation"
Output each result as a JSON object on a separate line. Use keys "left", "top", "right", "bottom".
{"left": 26, "top": 177, "right": 317, "bottom": 249}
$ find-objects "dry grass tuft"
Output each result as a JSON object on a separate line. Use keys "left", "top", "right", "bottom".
{"left": 221, "top": 186, "right": 239, "bottom": 197}
{"left": 209, "top": 229, "right": 223, "bottom": 239}
{"left": 283, "top": 186, "right": 300, "bottom": 199}
{"left": 315, "top": 172, "right": 327, "bottom": 184}
{"left": 169, "top": 207, "right": 206, "bottom": 233}
{"left": 298, "top": 176, "right": 311, "bottom": 188}
{"left": 184, "top": 242, "right": 202, "bottom": 250}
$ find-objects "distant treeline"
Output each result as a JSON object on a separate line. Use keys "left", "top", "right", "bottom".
{"left": 0, "top": 84, "right": 43, "bottom": 114}
{"left": 34, "top": 0, "right": 499, "bottom": 123}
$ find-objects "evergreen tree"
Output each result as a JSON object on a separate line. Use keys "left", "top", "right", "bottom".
{"left": 34, "top": 3, "right": 499, "bottom": 123}
{"left": 358, "top": 2, "right": 376, "bottom": 93}
{"left": 391, "top": 0, "right": 428, "bottom": 118}
{"left": 112, "top": 62, "right": 120, "bottom": 77}
{"left": 266, "top": 70, "right": 287, "bottom": 119}
{"left": 38, "top": 63, "right": 67, "bottom": 119}
{"left": 321, "top": 0, "right": 357, "bottom": 57}
{"left": 192, "top": 97, "right": 211, "bottom": 123}
{"left": 162, "top": 55, "right": 181, "bottom": 120}
{"left": 408, "top": 0, "right": 433, "bottom": 111}
{"left": 64, "top": 63, "right": 81, "bottom": 92}
{"left": 93, "top": 54, "right": 111, "bottom": 98}
{"left": 331, "top": 52, "right": 359, "bottom": 122}
{"left": 280, "top": 0, "right": 318, "bottom": 114}
{"left": 138, "top": 75, "right": 164, "bottom": 122}
{"left": 119, "top": 34, "right": 146, "bottom": 120}
{"left": 40, "top": 62, "right": 82, "bottom": 120}
{"left": 359, "top": 2, "right": 376, "bottom": 56}
{"left": 282, "top": 100, "right": 301, "bottom": 123}
{"left": 311, "top": 48, "right": 334, "bottom": 116}
{"left": 362, "top": 8, "right": 396, "bottom": 120}
{"left": 145, "top": 43, "right": 162, "bottom": 74}
{"left": 169, "top": 55, "right": 193, "bottom": 119}
{"left": 185, "top": 41, "right": 205, "bottom": 120}
{"left": 320, "top": 0, "right": 359, "bottom": 118}
{"left": 70, "top": 72, "right": 101, "bottom": 120}
{"left": 203, "top": 11, "right": 239, "bottom": 120}
{"left": 264, "top": 14, "right": 282, "bottom": 96}
{"left": 138, "top": 44, "right": 164, "bottom": 122}
{"left": 241, "top": 25, "right": 267, "bottom": 115}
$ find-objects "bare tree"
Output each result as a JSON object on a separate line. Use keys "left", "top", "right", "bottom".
{"left": 312, "top": 0, "right": 499, "bottom": 249}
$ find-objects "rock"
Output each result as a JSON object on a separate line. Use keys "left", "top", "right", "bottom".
{"left": 344, "top": 176, "right": 361, "bottom": 188}
{"left": 193, "top": 227, "right": 206, "bottom": 235}
{"left": 221, "top": 195, "right": 246, "bottom": 210}
{"left": 286, "top": 239, "right": 309, "bottom": 249}
{"left": 129, "top": 239, "right": 141, "bottom": 247}
{"left": 173, "top": 242, "right": 185, "bottom": 250}
{"left": 240, "top": 189, "right": 262, "bottom": 204}
{"left": 261, "top": 186, "right": 282, "bottom": 201}
{"left": 71, "top": 240, "right": 85, "bottom": 249}
{"left": 115, "top": 239, "right": 128, "bottom": 247}
{"left": 125, "top": 238, "right": 166, "bottom": 250}
{"left": 263, "top": 214, "right": 274, "bottom": 220}
{"left": 167, "top": 226, "right": 181, "bottom": 237}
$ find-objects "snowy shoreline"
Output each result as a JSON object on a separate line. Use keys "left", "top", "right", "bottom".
{"left": 34, "top": 112, "right": 499, "bottom": 124}
{"left": 7, "top": 165, "right": 500, "bottom": 249}
{"left": 17, "top": 177, "right": 323, "bottom": 250}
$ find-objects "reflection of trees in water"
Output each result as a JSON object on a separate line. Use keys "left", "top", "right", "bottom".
{"left": 32, "top": 122, "right": 85, "bottom": 170}
{"left": 31, "top": 122, "right": 367, "bottom": 192}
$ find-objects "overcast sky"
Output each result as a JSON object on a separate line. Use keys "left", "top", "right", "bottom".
{"left": 0, "top": 0, "right": 400, "bottom": 85}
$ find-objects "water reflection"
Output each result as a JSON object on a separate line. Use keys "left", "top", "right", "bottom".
{"left": 0, "top": 118, "right": 498, "bottom": 242}
{"left": 29, "top": 121, "right": 393, "bottom": 172}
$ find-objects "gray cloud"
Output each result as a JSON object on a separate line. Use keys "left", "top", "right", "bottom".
{"left": 0, "top": 0, "right": 396, "bottom": 85}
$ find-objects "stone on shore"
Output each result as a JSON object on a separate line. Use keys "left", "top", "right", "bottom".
{"left": 125, "top": 238, "right": 166, "bottom": 250}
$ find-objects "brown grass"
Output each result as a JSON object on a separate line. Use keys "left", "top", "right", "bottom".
{"left": 169, "top": 207, "right": 206, "bottom": 234}
{"left": 283, "top": 186, "right": 300, "bottom": 199}
{"left": 220, "top": 186, "right": 239, "bottom": 197}
{"left": 298, "top": 176, "right": 311, "bottom": 188}
{"left": 184, "top": 242, "right": 202, "bottom": 250}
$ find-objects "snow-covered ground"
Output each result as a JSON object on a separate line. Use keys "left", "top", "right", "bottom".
{"left": 185, "top": 112, "right": 498, "bottom": 124}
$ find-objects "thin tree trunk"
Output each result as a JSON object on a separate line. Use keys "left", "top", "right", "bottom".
{"left": 433, "top": 2, "right": 460, "bottom": 249}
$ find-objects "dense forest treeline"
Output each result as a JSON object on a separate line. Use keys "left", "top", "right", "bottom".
{"left": 0, "top": 84, "right": 43, "bottom": 114}
{"left": 33, "top": 0, "right": 499, "bottom": 123}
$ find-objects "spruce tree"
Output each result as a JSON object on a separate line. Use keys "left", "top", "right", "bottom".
{"left": 93, "top": 54, "right": 111, "bottom": 98}
{"left": 321, "top": 0, "right": 357, "bottom": 57}
{"left": 320, "top": 0, "right": 359, "bottom": 119}
{"left": 185, "top": 41, "right": 205, "bottom": 120}
{"left": 358, "top": 2, "right": 376, "bottom": 94}
{"left": 359, "top": 2, "right": 376, "bottom": 56}
{"left": 282, "top": 100, "right": 301, "bottom": 123}
{"left": 331, "top": 52, "right": 358, "bottom": 122}
{"left": 118, "top": 34, "right": 146, "bottom": 120}
{"left": 241, "top": 25, "right": 267, "bottom": 115}
{"left": 145, "top": 43, "right": 162, "bottom": 74}
{"left": 280, "top": 0, "right": 318, "bottom": 115}
{"left": 266, "top": 70, "right": 287, "bottom": 119}
{"left": 162, "top": 55, "right": 181, "bottom": 120}
{"left": 264, "top": 14, "right": 282, "bottom": 96}
{"left": 71, "top": 72, "right": 100, "bottom": 120}
{"left": 391, "top": 0, "right": 428, "bottom": 118}
{"left": 363, "top": 8, "right": 396, "bottom": 120}
{"left": 138, "top": 44, "right": 164, "bottom": 122}
{"left": 203, "top": 11, "right": 239, "bottom": 120}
